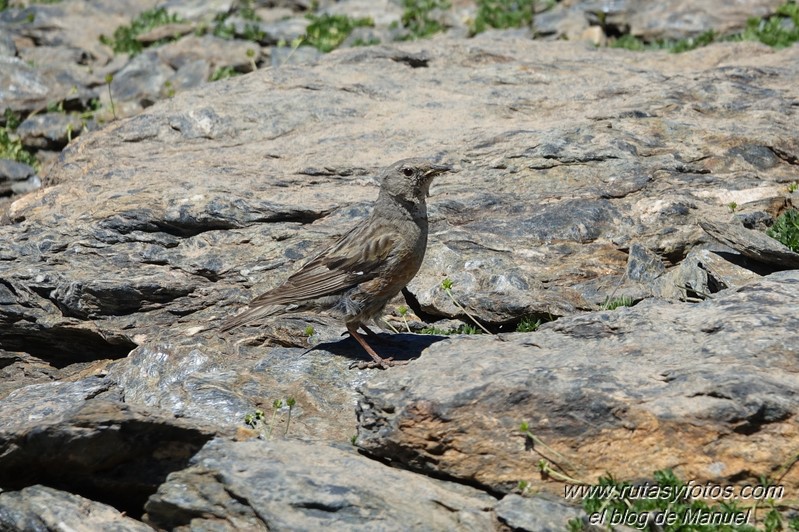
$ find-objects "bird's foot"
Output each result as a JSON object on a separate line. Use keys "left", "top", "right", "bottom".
{"left": 349, "top": 357, "right": 411, "bottom": 370}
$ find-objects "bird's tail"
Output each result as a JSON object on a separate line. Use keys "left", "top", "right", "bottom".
{"left": 220, "top": 304, "right": 283, "bottom": 332}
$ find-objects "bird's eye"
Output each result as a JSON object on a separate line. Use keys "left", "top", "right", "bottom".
{"left": 402, "top": 167, "right": 414, "bottom": 177}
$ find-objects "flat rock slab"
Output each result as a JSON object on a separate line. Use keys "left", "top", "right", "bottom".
{"left": 3, "top": 37, "right": 798, "bottom": 378}
{"left": 0, "top": 485, "right": 154, "bottom": 532}
{"left": 143, "top": 438, "right": 498, "bottom": 531}
{"left": 701, "top": 219, "right": 799, "bottom": 268}
{"left": 0, "top": 378, "right": 218, "bottom": 515}
{"left": 356, "top": 271, "right": 799, "bottom": 495}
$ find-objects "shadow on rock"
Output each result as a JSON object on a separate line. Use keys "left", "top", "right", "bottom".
{"left": 312, "top": 332, "right": 449, "bottom": 365}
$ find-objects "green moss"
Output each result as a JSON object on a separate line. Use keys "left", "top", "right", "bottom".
{"left": 611, "top": 29, "right": 717, "bottom": 53}
{"left": 611, "top": 1, "right": 799, "bottom": 53}
{"left": 601, "top": 295, "right": 634, "bottom": 311}
{"left": 99, "top": 7, "right": 183, "bottom": 55}
{"left": 305, "top": 13, "right": 373, "bottom": 53}
{"left": 471, "top": 0, "right": 534, "bottom": 35}
{"left": 419, "top": 323, "right": 481, "bottom": 335}
{"left": 567, "top": 469, "right": 794, "bottom": 531}
{"left": 210, "top": 66, "right": 239, "bottom": 81}
{"left": 738, "top": 1, "right": 799, "bottom": 48}
{"left": 767, "top": 209, "right": 799, "bottom": 252}
{"left": 516, "top": 316, "right": 541, "bottom": 332}
{"left": 399, "top": 0, "right": 450, "bottom": 39}
{"left": 1, "top": 109, "right": 37, "bottom": 169}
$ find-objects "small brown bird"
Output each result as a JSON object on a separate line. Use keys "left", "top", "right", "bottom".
{"left": 221, "top": 158, "right": 452, "bottom": 369}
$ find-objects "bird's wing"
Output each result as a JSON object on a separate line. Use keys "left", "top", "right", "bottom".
{"left": 248, "top": 221, "right": 397, "bottom": 306}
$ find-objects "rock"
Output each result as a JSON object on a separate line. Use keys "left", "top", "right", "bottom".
{"left": 495, "top": 493, "right": 583, "bottom": 532}
{"left": 143, "top": 438, "right": 498, "bottom": 530}
{"left": 157, "top": 34, "right": 261, "bottom": 72}
{"left": 0, "top": 485, "right": 154, "bottom": 532}
{"left": 104, "top": 340, "right": 388, "bottom": 442}
{"left": 110, "top": 51, "right": 175, "bottom": 110}
{"left": 535, "top": 0, "right": 786, "bottom": 42}
{"left": 625, "top": 242, "right": 666, "bottom": 283}
{"left": 656, "top": 246, "right": 764, "bottom": 300}
{"left": 0, "top": 36, "right": 797, "bottom": 377}
{"left": 0, "top": 4, "right": 799, "bottom": 527}
{"left": 0, "top": 377, "right": 218, "bottom": 516}
{"left": 0, "top": 56, "right": 53, "bottom": 113}
{"left": 356, "top": 272, "right": 799, "bottom": 496}
{"left": 701, "top": 219, "right": 799, "bottom": 268}
{"left": 16, "top": 112, "right": 90, "bottom": 150}
{"left": 0, "top": 159, "right": 40, "bottom": 197}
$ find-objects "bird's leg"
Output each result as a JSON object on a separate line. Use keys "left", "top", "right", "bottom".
{"left": 346, "top": 324, "right": 408, "bottom": 370}
{"left": 359, "top": 324, "right": 378, "bottom": 336}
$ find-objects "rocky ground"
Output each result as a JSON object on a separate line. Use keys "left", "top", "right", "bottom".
{"left": 1, "top": 0, "right": 799, "bottom": 530}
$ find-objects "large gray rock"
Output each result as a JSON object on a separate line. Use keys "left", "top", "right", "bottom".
{"left": 3, "top": 38, "right": 797, "bottom": 372}
{"left": 0, "top": 485, "right": 154, "bottom": 532}
{"left": 0, "top": 378, "right": 217, "bottom": 515}
{"left": 143, "top": 438, "right": 498, "bottom": 530}
{"left": 356, "top": 271, "right": 799, "bottom": 495}
{"left": 1, "top": 3, "right": 798, "bottom": 528}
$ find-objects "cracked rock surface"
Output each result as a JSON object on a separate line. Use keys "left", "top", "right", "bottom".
{"left": 1, "top": 1, "right": 799, "bottom": 529}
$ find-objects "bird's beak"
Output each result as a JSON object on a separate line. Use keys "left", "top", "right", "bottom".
{"left": 424, "top": 164, "right": 453, "bottom": 177}
{"left": 423, "top": 164, "right": 452, "bottom": 197}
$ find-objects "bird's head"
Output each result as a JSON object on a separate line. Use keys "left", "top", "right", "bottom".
{"left": 379, "top": 158, "right": 453, "bottom": 205}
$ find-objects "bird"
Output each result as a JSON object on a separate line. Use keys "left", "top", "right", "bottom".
{"left": 221, "top": 158, "right": 453, "bottom": 369}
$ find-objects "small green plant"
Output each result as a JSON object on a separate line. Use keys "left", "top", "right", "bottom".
{"left": 419, "top": 323, "right": 481, "bottom": 335}
{"left": 739, "top": 1, "right": 799, "bottom": 48}
{"left": 304, "top": 325, "right": 315, "bottom": 337}
{"left": 243, "top": 408, "right": 265, "bottom": 428}
{"left": 397, "top": 305, "right": 412, "bottom": 333}
{"left": 440, "top": 278, "right": 492, "bottom": 334}
{"left": 104, "top": 74, "right": 117, "bottom": 120}
{"left": 268, "top": 398, "right": 283, "bottom": 438}
{"left": 304, "top": 13, "right": 373, "bottom": 53}
{"left": 163, "top": 80, "right": 175, "bottom": 98}
{"left": 210, "top": 66, "right": 239, "bottom": 81}
{"left": 208, "top": 3, "right": 266, "bottom": 43}
{"left": 244, "top": 398, "right": 297, "bottom": 437}
{"left": 566, "top": 468, "right": 795, "bottom": 531}
{"left": 246, "top": 48, "right": 258, "bottom": 71}
{"left": 398, "top": 0, "right": 450, "bottom": 39}
{"left": 99, "top": 7, "right": 183, "bottom": 55}
{"left": 284, "top": 397, "right": 296, "bottom": 435}
{"left": 787, "top": 182, "right": 798, "bottom": 194}
{"left": 728, "top": 201, "right": 738, "bottom": 213}
{"left": 601, "top": 295, "right": 634, "bottom": 311}
{"left": 352, "top": 36, "right": 381, "bottom": 47}
{"left": 471, "top": 0, "right": 535, "bottom": 35}
{"left": 1, "top": 109, "right": 37, "bottom": 168}
{"left": 767, "top": 209, "right": 799, "bottom": 252}
{"left": 516, "top": 316, "right": 541, "bottom": 333}
{"left": 611, "top": 29, "right": 717, "bottom": 53}
{"left": 45, "top": 100, "right": 64, "bottom": 114}
{"left": 239, "top": 0, "right": 260, "bottom": 22}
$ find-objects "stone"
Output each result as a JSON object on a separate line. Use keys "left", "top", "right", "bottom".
{"left": 143, "top": 438, "right": 498, "bottom": 530}
{"left": 16, "top": 112, "right": 90, "bottom": 150}
{"left": 0, "top": 485, "right": 154, "bottom": 532}
{"left": 701, "top": 219, "right": 799, "bottom": 269}
{"left": 0, "top": 378, "right": 218, "bottom": 515}
{"left": 1, "top": 2, "right": 799, "bottom": 528}
{"left": 356, "top": 272, "right": 799, "bottom": 496}
{"left": 494, "top": 493, "right": 583, "bottom": 532}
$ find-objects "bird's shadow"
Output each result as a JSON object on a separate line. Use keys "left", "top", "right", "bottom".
{"left": 312, "top": 332, "right": 448, "bottom": 364}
